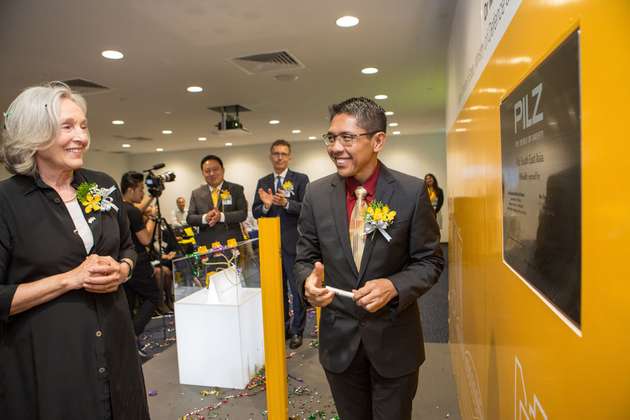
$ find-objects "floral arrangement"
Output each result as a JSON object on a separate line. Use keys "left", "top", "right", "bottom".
{"left": 281, "top": 180, "right": 294, "bottom": 195}
{"left": 220, "top": 189, "right": 231, "bottom": 200}
{"left": 77, "top": 182, "right": 118, "bottom": 214}
{"left": 363, "top": 201, "right": 396, "bottom": 241}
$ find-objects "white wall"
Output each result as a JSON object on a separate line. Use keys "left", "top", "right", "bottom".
{"left": 129, "top": 134, "right": 449, "bottom": 240}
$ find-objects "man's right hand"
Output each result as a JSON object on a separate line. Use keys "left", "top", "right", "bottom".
{"left": 304, "top": 262, "right": 334, "bottom": 307}
{"left": 258, "top": 188, "right": 274, "bottom": 210}
{"left": 206, "top": 208, "right": 220, "bottom": 226}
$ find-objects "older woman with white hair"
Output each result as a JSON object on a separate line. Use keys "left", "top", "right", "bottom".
{"left": 0, "top": 83, "right": 150, "bottom": 419}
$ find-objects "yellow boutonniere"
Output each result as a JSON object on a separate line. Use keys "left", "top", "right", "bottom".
{"left": 363, "top": 201, "right": 397, "bottom": 242}
{"left": 77, "top": 182, "right": 119, "bottom": 214}
{"left": 82, "top": 193, "right": 102, "bottom": 214}
{"left": 220, "top": 189, "right": 231, "bottom": 200}
{"left": 282, "top": 180, "right": 294, "bottom": 192}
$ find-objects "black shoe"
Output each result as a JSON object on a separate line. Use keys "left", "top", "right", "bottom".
{"left": 289, "top": 334, "right": 303, "bottom": 349}
{"left": 157, "top": 303, "right": 173, "bottom": 315}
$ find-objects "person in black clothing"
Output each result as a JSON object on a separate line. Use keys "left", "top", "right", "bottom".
{"left": 120, "top": 171, "right": 161, "bottom": 356}
{"left": 424, "top": 173, "right": 444, "bottom": 215}
{"left": 0, "top": 82, "right": 150, "bottom": 419}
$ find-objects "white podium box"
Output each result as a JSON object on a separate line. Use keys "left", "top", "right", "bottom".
{"left": 173, "top": 243, "right": 264, "bottom": 389}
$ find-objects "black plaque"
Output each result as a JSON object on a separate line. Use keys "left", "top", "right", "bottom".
{"left": 501, "top": 30, "right": 581, "bottom": 326}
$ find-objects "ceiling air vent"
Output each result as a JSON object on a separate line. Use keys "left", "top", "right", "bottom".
{"left": 230, "top": 50, "right": 305, "bottom": 75}
{"left": 61, "top": 78, "right": 110, "bottom": 96}
{"left": 113, "top": 135, "right": 153, "bottom": 142}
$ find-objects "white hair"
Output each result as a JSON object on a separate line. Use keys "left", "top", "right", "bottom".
{"left": 1, "top": 81, "right": 89, "bottom": 176}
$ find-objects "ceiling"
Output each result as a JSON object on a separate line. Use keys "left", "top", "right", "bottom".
{"left": 0, "top": 0, "right": 457, "bottom": 154}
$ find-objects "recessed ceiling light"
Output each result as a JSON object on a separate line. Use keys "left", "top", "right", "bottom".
{"left": 292, "top": 129, "right": 301, "bottom": 134}
{"left": 308, "top": 136, "right": 317, "bottom": 140}
{"left": 336, "top": 16, "right": 359, "bottom": 28}
{"left": 164, "top": 111, "right": 172, "bottom": 115}
{"left": 198, "top": 137, "right": 207, "bottom": 141}
{"left": 156, "top": 148, "right": 164, "bottom": 152}
{"left": 186, "top": 86, "right": 203, "bottom": 93}
{"left": 274, "top": 74, "right": 299, "bottom": 82}
{"left": 385, "top": 111, "right": 394, "bottom": 116}
{"left": 465, "top": 105, "right": 492, "bottom": 111}
{"left": 122, "top": 144, "right": 131, "bottom": 148}
{"left": 456, "top": 118, "right": 472, "bottom": 123}
{"left": 162, "top": 130, "right": 173, "bottom": 134}
{"left": 361, "top": 67, "right": 378, "bottom": 75}
{"left": 374, "top": 94, "right": 388, "bottom": 100}
{"left": 478, "top": 87, "right": 505, "bottom": 94}
{"left": 389, "top": 122, "right": 399, "bottom": 127}
{"left": 101, "top": 50, "right": 124, "bottom": 60}
{"left": 392, "top": 131, "right": 401, "bottom": 135}
{"left": 455, "top": 128, "right": 467, "bottom": 132}
{"left": 225, "top": 142, "right": 233, "bottom": 147}
{"left": 269, "top": 120, "right": 280, "bottom": 125}
{"left": 112, "top": 120, "right": 125, "bottom": 125}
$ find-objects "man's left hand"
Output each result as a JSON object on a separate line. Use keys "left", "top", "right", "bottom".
{"left": 353, "top": 278, "right": 398, "bottom": 313}
{"left": 207, "top": 208, "right": 221, "bottom": 226}
{"left": 272, "top": 192, "right": 288, "bottom": 207}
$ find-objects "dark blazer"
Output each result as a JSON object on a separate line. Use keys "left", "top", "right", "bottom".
{"left": 434, "top": 187, "right": 444, "bottom": 214}
{"left": 186, "top": 180, "right": 248, "bottom": 246}
{"left": 294, "top": 163, "right": 444, "bottom": 378}
{"left": 252, "top": 169, "right": 309, "bottom": 256}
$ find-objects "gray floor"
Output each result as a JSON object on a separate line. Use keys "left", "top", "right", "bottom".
{"left": 143, "top": 340, "right": 459, "bottom": 419}
{"left": 143, "top": 244, "right": 459, "bottom": 419}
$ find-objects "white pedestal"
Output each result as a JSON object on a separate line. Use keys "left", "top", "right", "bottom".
{"left": 174, "top": 269, "right": 264, "bottom": 389}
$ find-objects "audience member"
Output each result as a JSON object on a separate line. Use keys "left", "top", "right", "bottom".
{"left": 252, "top": 139, "right": 309, "bottom": 349}
{"left": 186, "top": 155, "right": 247, "bottom": 247}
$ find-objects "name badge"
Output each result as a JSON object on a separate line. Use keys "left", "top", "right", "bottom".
{"left": 223, "top": 198, "right": 232, "bottom": 205}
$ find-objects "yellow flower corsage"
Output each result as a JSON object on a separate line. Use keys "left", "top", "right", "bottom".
{"left": 77, "top": 182, "right": 119, "bottom": 214}
{"left": 363, "top": 201, "right": 397, "bottom": 242}
{"left": 220, "top": 189, "right": 231, "bottom": 200}
{"left": 282, "top": 180, "right": 294, "bottom": 192}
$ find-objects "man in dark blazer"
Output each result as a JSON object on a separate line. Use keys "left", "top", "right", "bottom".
{"left": 294, "top": 97, "right": 444, "bottom": 420}
{"left": 252, "top": 139, "right": 310, "bottom": 349}
{"left": 187, "top": 155, "right": 247, "bottom": 247}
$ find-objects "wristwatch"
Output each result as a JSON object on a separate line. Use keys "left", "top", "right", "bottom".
{"left": 119, "top": 259, "right": 134, "bottom": 281}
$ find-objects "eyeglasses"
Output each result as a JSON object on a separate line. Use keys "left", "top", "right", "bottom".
{"left": 321, "top": 131, "right": 380, "bottom": 147}
{"left": 271, "top": 152, "right": 290, "bottom": 158}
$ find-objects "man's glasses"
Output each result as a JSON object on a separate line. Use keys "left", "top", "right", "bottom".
{"left": 271, "top": 152, "right": 290, "bottom": 158}
{"left": 321, "top": 131, "right": 380, "bottom": 147}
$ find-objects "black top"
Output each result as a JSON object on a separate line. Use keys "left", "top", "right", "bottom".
{"left": 0, "top": 169, "right": 150, "bottom": 419}
{"left": 124, "top": 201, "right": 149, "bottom": 256}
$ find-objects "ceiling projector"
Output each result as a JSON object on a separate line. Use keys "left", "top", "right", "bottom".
{"left": 209, "top": 104, "right": 251, "bottom": 137}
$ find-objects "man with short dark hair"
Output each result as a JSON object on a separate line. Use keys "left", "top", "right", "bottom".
{"left": 294, "top": 97, "right": 444, "bottom": 420}
{"left": 120, "top": 171, "right": 161, "bottom": 357}
{"left": 252, "top": 139, "right": 309, "bottom": 349}
{"left": 187, "top": 155, "right": 247, "bottom": 247}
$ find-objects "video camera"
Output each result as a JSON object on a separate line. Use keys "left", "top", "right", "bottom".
{"left": 143, "top": 163, "right": 176, "bottom": 197}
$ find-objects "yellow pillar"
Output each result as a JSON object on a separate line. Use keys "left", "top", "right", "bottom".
{"left": 258, "top": 218, "right": 287, "bottom": 419}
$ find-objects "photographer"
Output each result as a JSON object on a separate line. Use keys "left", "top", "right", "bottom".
{"left": 121, "top": 171, "right": 161, "bottom": 357}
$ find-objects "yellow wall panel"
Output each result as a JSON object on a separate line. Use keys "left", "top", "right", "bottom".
{"left": 448, "top": 1, "right": 630, "bottom": 419}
